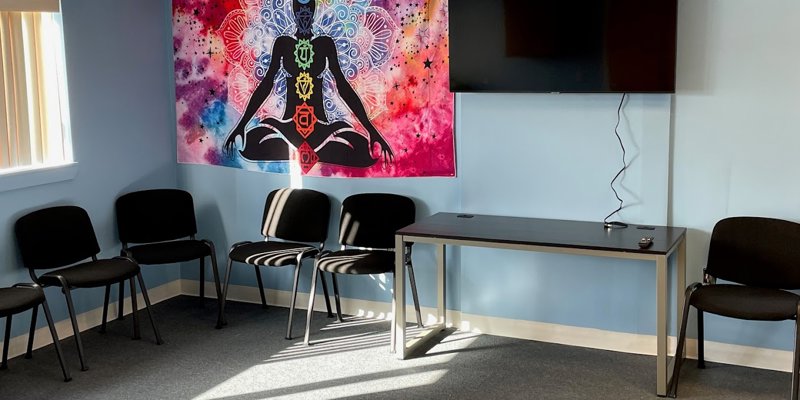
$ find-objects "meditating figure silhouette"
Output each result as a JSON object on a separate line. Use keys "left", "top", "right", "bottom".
{"left": 224, "top": 0, "right": 393, "bottom": 172}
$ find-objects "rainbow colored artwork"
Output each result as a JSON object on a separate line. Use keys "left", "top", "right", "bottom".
{"left": 173, "top": 0, "right": 455, "bottom": 177}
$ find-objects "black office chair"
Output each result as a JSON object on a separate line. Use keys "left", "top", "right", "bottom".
{"left": 220, "top": 188, "right": 334, "bottom": 339}
{"left": 14, "top": 205, "right": 163, "bottom": 372}
{"left": 116, "top": 189, "right": 223, "bottom": 328}
{"left": 668, "top": 217, "right": 800, "bottom": 398}
{"left": 1, "top": 283, "right": 70, "bottom": 382}
{"left": 303, "top": 193, "right": 422, "bottom": 345}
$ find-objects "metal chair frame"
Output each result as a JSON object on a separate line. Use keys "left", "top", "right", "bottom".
{"left": 218, "top": 188, "right": 334, "bottom": 339}
{"left": 303, "top": 243, "right": 423, "bottom": 345}
{"left": 668, "top": 217, "right": 800, "bottom": 399}
{"left": 15, "top": 206, "right": 163, "bottom": 371}
{"left": 1, "top": 283, "right": 70, "bottom": 382}
{"left": 114, "top": 189, "right": 224, "bottom": 328}
{"left": 303, "top": 192, "right": 423, "bottom": 346}
{"left": 220, "top": 237, "right": 334, "bottom": 339}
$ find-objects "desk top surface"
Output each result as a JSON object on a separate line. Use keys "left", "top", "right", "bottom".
{"left": 397, "top": 212, "right": 686, "bottom": 255}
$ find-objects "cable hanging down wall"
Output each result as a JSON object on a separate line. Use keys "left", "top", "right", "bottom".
{"left": 603, "top": 93, "right": 628, "bottom": 229}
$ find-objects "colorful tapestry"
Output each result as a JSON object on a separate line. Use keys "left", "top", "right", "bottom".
{"left": 173, "top": 0, "right": 454, "bottom": 177}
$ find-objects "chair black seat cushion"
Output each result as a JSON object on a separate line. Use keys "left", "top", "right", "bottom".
{"left": 127, "top": 240, "right": 211, "bottom": 265}
{"left": 229, "top": 241, "right": 317, "bottom": 266}
{"left": 692, "top": 284, "right": 800, "bottom": 321}
{"left": 0, "top": 287, "right": 44, "bottom": 317}
{"left": 39, "top": 258, "right": 140, "bottom": 289}
{"left": 317, "top": 249, "right": 394, "bottom": 275}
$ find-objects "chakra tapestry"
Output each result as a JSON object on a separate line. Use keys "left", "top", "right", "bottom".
{"left": 173, "top": 0, "right": 455, "bottom": 177}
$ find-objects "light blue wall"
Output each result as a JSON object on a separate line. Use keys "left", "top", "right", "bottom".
{"left": 456, "top": 93, "right": 672, "bottom": 335}
{"left": 178, "top": 92, "right": 674, "bottom": 337}
{"left": 670, "top": 0, "right": 800, "bottom": 350}
{"left": 0, "top": 0, "right": 177, "bottom": 337}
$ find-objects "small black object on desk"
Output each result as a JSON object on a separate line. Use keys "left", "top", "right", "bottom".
{"left": 603, "top": 220, "right": 628, "bottom": 229}
{"left": 639, "top": 236, "right": 654, "bottom": 249}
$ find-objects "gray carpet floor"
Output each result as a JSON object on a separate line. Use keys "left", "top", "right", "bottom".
{"left": 0, "top": 296, "right": 791, "bottom": 399}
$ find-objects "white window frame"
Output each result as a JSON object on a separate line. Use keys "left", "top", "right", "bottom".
{"left": 0, "top": 0, "right": 76, "bottom": 192}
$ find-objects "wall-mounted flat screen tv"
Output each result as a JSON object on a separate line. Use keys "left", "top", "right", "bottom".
{"left": 449, "top": 0, "right": 677, "bottom": 93}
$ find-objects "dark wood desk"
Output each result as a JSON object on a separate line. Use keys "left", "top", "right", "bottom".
{"left": 392, "top": 212, "right": 687, "bottom": 396}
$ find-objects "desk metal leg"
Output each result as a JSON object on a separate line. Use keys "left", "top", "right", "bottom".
{"left": 437, "top": 243, "right": 446, "bottom": 325}
{"left": 393, "top": 235, "right": 406, "bottom": 356}
{"left": 395, "top": 238, "right": 448, "bottom": 359}
{"left": 676, "top": 238, "right": 687, "bottom": 356}
{"left": 656, "top": 254, "right": 668, "bottom": 396}
{"left": 664, "top": 237, "right": 688, "bottom": 395}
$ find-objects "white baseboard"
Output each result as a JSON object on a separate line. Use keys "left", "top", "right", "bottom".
{"left": 1, "top": 280, "right": 182, "bottom": 362}
{"left": 191, "top": 280, "right": 794, "bottom": 373}
{"left": 455, "top": 312, "right": 794, "bottom": 372}
{"left": 4, "top": 278, "right": 793, "bottom": 373}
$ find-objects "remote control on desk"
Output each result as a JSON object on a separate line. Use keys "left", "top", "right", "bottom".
{"left": 638, "top": 236, "right": 654, "bottom": 249}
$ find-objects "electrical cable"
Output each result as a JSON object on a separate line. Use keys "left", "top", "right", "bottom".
{"left": 603, "top": 92, "right": 628, "bottom": 229}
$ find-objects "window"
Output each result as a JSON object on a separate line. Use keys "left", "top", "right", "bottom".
{"left": 0, "top": 0, "right": 72, "bottom": 172}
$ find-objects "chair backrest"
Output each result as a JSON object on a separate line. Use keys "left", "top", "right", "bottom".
{"left": 707, "top": 216, "right": 800, "bottom": 289}
{"left": 116, "top": 189, "right": 198, "bottom": 244}
{"left": 14, "top": 206, "right": 101, "bottom": 270}
{"left": 261, "top": 188, "right": 330, "bottom": 243}
{"left": 338, "top": 193, "right": 415, "bottom": 249}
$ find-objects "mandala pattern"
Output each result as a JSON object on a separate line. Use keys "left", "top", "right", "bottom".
{"left": 173, "top": 0, "right": 454, "bottom": 177}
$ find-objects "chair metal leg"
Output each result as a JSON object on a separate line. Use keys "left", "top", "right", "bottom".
{"left": 304, "top": 265, "right": 320, "bottom": 345}
{"left": 254, "top": 265, "right": 268, "bottom": 308}
{"left": 25, "top": 305, "right": 39, "bottom": 358}
{"left": 1, "top": 314, "right": 11, "bottom": 369}
{"left": 667, "top": 283, "right": 700, "bottom": 398}
{"left": 286, "top": 263, "right": 302, "bottom": 340}
{"left": 210, "top": 260, "right": 223, "bottom": 327}
{"left": 208, "top": 245, "right": 222, "bottom": 300}
{"left": 407, "top": 261, "right": 423, "bottom": 328}
{"left": 218, "top": 258, "right": 234, "bottom": 328}
{"left": 199, "top": 257, "right": 206, "bottom": 300}
{"left": 136, "top": 273, "right": 164, "bottom": 345}
{"left": 206, "top": 243, "right": 224, "bottom": 328}
{"left": 129, "top": 278, "right": 141, "bottom": 340}
{"left": 117, "top": 281, "right": 125, "bottom": 321}
{"left": 100, "top": 284, "right": 110, "bottom": 333}
{"left": 41, "top": 297, "right": 71, "bottom": 382}
{"left": 331, "top": 274, "right": 344, "bottom": 322}
{"left": 697, "top": 310, "right": 705, "bottom": 369}
{"left": 319, "top": 271, "right": 334, "bottom": 317}
{"left": 62, "top": 285, "right": 88, "bottom": 371}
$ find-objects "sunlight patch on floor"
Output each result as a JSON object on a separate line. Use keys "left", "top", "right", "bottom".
{"left": 289, "top": 370, "right": 448, "bottom": 400}
{"left": 191, "top": 329, "right": 481, "bottom": 400}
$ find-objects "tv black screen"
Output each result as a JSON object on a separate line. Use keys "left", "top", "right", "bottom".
{"left": 448, "top": 0, "right": 677, "bottom": 93}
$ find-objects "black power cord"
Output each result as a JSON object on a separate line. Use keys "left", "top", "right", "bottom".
{"left": 603, "top": 93, "right": 628, "bottom": 229}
